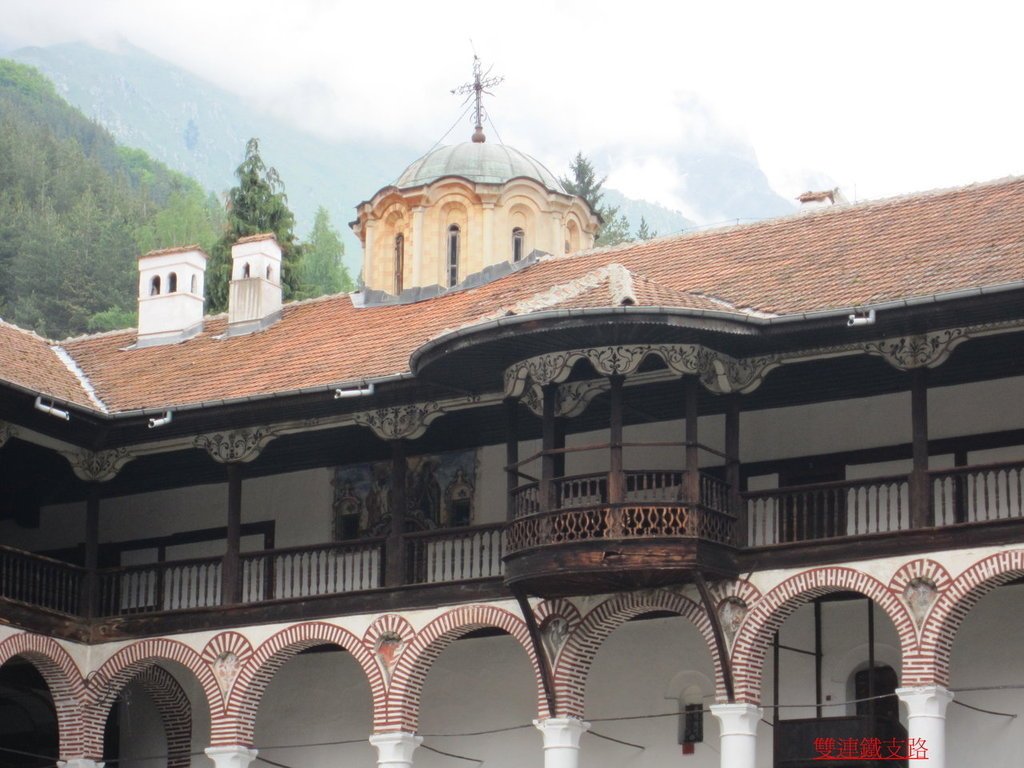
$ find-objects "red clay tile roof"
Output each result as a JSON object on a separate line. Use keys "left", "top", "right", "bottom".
{"left": 0, "top": 321, "right": 98, "bottom": 410}
{"left": 7, "top": 176, "right": 1024, "bottom": 415}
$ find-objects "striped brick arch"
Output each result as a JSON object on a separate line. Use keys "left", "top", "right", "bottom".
{"left": 133, "top": 664, "right": 193, "bottom": 768}
{"left": 218, "top": 621, "right": 382, "bottom": 747}
{"left": 0, "top": 632, "right": 87, "bottom": 760}
{"left": 383, "top": 604, "right": 543, "bottom": 732}
{"left": 553, "top": 589, "right": 724, "bottom": 718}
{"left": 730, "top": 567, "right": 916, "bottom": 703}
{"left": 83, "top": 638, "right": 218, "bottom": 759}
{"left": 909, "top": 549, "right": 1024, "bottom": 688}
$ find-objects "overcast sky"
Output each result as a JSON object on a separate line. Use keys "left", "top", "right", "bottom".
{"left": 3, "top": 0, "right": 1023, "bottom": 212}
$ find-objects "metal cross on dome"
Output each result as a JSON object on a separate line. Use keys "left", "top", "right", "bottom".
{"left": 451, "top": 55, "right": 503, "bottom": 143}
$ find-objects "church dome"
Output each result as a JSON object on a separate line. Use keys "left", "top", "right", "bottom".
{"left": 395, "top": 142, "right": 566, "bottom": 194}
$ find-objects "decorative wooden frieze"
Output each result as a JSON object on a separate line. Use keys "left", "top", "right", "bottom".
{"left": 194, "top": 428, "right": 276, "bottom": 463}
{"left": 352, "top": 402, "right": 443, "bottom": 440}
{"left": 522, "top": 380, "right": 607, "bottom": 418}
{"left": 0, "top": 421, "right": 16, "bottom": 449}
{"left": 61, "top": 447, "right": 134, "bottom": 482}
{"left": 863, "top": 329, "right": 969, "bottom": 370}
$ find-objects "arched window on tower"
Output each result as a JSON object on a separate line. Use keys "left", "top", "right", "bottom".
{"left": 150, "top": 275, "right": 161, "bottom": 296}
{"left": 190, "top": 274, "right": 198, "bottom": 294}
{"left": 394, "top": 233, "right": 405, "bottom": 294}
{"left": 243, "top": 262, "right": 251, "bottom": 278}
{"left": 167, "top": 272, "right": 178, "bottom": 293}
{"left": 512, "top": 227, "right": 525, "bottom": 263}
{"left": 447, "top": 225, "right": 460, "bottom": 288}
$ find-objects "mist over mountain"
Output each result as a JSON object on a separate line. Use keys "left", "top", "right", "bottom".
{"left": 11, "top": 42, "right": 796, "bottom": 270}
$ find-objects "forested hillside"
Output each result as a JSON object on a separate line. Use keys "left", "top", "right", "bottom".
{"left": 0, "top": 60, "right": 223, "bottom": 339}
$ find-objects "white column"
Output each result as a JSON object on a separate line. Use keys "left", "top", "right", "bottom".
{"left": 550, "top": 213, "right": 563, "bottom": 255}
{"left": 369, "top": 731, "right": 422, "bottom": 768}
{"left": 897, "top": 686, "right": 953, "bottom": 767}
{"left": 58, "top": 761, "right": 104, "bottom": 768}
{"left": 482, "top": 203, "right": 495, "bottom": 268}
{"left": 710, "top": 702, "right": 761, "bottom": 768}
{"left": 411, "top": 206, "right": 424, "bottom": 287}
{"left": 204, "top": 745, "right": 258, "bottom": 768}
{"left": 534, "top": 717, "right": 590, "bottom": 768}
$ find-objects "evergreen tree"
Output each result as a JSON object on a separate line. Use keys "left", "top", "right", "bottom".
{"left": 206, "top": 138, "right": 303, "bottom": 312}
{"left": 635, "top": 217, "right": 657, "bottom": 241}
{"left": 560, "top": 152, "right": 632, "bottom": 247}
{"left": 298, "top": 206, "right": 353, "bottom": 297}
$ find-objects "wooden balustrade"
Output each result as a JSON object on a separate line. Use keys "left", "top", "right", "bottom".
{"left": 240, "top": 539, "right": 384, "bottom": 601}
{"left": 932, "top": 459, "right": 1024, "bottom": 525}
{"left": 0, "top": 545, "right": 83, "bottom": 615}
{"left": 405, "top": 523, "right": 505, "bottom": 584}
{"left": 744, "top": 475, "right": 909, "bottom": 547}
{"left": 97, "top": 556, "right": 222, "bottom": 615}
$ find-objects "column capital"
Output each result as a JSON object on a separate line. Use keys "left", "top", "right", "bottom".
{"left": 58, "top": 761, "right": 105, "bottom": 768}
{"left": 896, "top": 685, "right": 954, "bottom": 717}
{"left": 369, "top": 731, "right": 423, "bottom": 766}
{"left": 533, "top": 716, "right": 591, "bottom": 747}
{"left": 710, "top": 702, "right": 762, "bottom": 733}
{"left": 204, "top": 745, "right": 258, "bottom": 768}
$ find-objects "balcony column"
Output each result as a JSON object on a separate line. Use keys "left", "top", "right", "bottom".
{"left": 896, "top": 686, "right": 953, "bottom": 767}
{"left": 222, "top": 463, "right": 243, "bottom": 604}
{"left": 725, "top": 395, "right": 744, "bottom": 545}
{"left": 58, "top": 761, "right": 104, "bottom": 768}
{"left": 204, "top": 746, "right": 258, "bottom": 768}
{"left": 910, "top": 368, "right": 932, "bottom": 528}
{"left": 710, "top": 703, "right": 761, "bottom": 768}
{"left": 506, "top": 398, "right": 520, "bottom": 522}
{"left": 369, "top": 732, "right": 422, "bottom": 768}
{"left": 534, "top": 717, "right": 589, "bottom": 768}
{"left": 386, "top": 439, "right": 408, "bottom": 586}
{"left": 540, "top": 384, "right": 558, "bottom": 513}
{"left": 684, "top": 376, "right": 700, "bottom": 503}
{"left": 608, "top": 375, "right": 625, "bottom": 504}
{"left": 82, "top": 484, "right": 100, "bottom": 617}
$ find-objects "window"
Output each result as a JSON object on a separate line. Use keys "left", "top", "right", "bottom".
{"left": 394, "top": 233, "right": 405, "bottom": 294}
{"left": 266, "top": 265, "right": 273, "bottom": 281}
{"left": 447, "top": 225, "right": 460, "bottom": 287}
{"left": 512, "top": 227, "right": 525, "bottom": 262}
{"left": 167, "top": 272, "right": 178, "bottom": 293}
{"left": 854, "top": 664, "right": 899, "bottom": 722}
{"left": 242, "top": 262, "right": 251, "bottom": 278}
{"left": 150, "top": 275, "right": 161, "bottom": 295}
{"left": 190, "top": 274, "right": 198, "bottom": 294}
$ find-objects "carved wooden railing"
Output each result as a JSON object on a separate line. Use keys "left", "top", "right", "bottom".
{"left": 506, "top": 469, "right": 736, "bottom": 552}
{"left": 0, "top": 545, "right": 83, "bottom": 615}
{"left": 932, "top": 459, "right": 1024, "bottom": 525}
{"left": 744, "top": 475, "right": 910, "bottom": 546}
{"left": 405, "top": 523, "right": 506, "bottom": 584}
{"left": 97, "top": 556, "right": 222, "bottom": 615}
{"left": 241, "top": 539, "right": 385, "bottom": 601}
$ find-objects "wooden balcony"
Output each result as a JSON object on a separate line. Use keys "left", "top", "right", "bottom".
{"left": 2, "top": 460, "right": 1023, "bottom": 639}
{"left": 503, "top": 469, "right": 739, "bottom": 596}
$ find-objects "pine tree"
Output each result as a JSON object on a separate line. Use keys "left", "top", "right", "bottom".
{"left": 635, "top": 217, "right": 657, "bottom": 241}
{"left": 206, "top": 138, "right": 303, "bottom": 312}
{"left": 560, "top": 152, "right": 632, "bottom": 247}
{"left": 298, "top": 207, "right": 353, "bottom": 297}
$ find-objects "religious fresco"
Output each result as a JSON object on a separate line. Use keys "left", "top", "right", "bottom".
{"left": 331, "top": 449, "right": 477, "bottom": 539}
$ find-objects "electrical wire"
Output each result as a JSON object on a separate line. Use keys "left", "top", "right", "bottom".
{"left": 421, "top": 743, "right": 483, "bottom": 764}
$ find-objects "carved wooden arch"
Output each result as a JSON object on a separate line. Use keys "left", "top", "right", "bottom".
{"left": 0, "top": 633, "right": 86, "bottom": 760}
{"left": 910, "top": 549, "right": 1024, "bottom": 688}
{"left": 383, "top": 604, "right": 545, "bottom": 732}
{"left": 554, "top": 589, "right": 727, "bottom": 718}
{"left": 218, "top": 621, "right": 383, "bottom": 747}
{"left": 83, "top": 638, "right": 219, "bottom": 759}
{"left": 730, "top": 567, "right": 916, "bottom": 704}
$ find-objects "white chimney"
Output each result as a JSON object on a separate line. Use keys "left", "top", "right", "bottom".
{"left": 136, "top": 246, "right": 207, "bottom": 346}
{"left": 228, "top": 233, "right": 283, "bottom": 334}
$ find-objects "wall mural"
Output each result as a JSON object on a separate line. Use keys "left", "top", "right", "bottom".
{"left": 331, "top": 449, "right": 477, "bottom": 539}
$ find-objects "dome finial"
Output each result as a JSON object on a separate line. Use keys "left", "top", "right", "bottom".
{"left": 452, "top": 54, "right": 503, "bottom": 143}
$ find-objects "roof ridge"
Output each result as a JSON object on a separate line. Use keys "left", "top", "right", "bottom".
{"left": 51, "top": 345, "right": 108, "bottom": 413}
{"left": 0, "top": 317, "right": 57, "bottom": 345}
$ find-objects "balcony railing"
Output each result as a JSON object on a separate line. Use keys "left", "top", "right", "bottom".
{"left": 3, "top": 459, "right": 1024, "bottom": 621}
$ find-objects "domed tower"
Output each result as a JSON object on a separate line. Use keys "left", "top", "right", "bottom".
{"left": 351, "top": 63, "right": 600, "bottom": 295}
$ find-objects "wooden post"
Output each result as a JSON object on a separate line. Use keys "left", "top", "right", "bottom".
{"left": 222, "top": 463, "right": 243, "bottom": 604}
{"left": 684, "top": 376, "right": 700, "bottom": 504}
{"left": 910, "top": 369, "right": 931, "bottom": 528}
{"left": 82, "top": 485, "right": 100, "bottom": 618}
{"left": 608, "top": 376, "right": 625, "bottom": 504}
{"left": 540, "top": 384, "right": 557, "bottom": 513}
{"left": 725, "top": 395, "right": 744, "bottom": 545}
{"left": 386, "top": 440, "right": 408, "bottom": 586}
{"left": 505, "top": 398, "right": 520, "bottom": 522}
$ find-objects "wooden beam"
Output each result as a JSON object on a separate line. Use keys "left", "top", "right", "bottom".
{"left": 82, "top": 485, "right": 100, "bottom": 618}
{"left": 386, "top": 440, "right": 407, "bottom": 587}
{"left": 540, "top": 385, "right": 557, "bottom": 513}
{"left": 684, "top": 377, "right": 700, "bottom": 504}
{"left": 608, "top": 376, "right": 625, "bottom": 504}
{"left": 694, "top": 572, "right": 735, "bottom": 703}
{"left": 222, "top": 463, "right": 243, "bottom": 604}
{"left": 512, "top": 585, "right": 558, "bottom": 718}
{"left": 725, "top": 395, "right": 744, "bottom": 545}
{"left": 505, "top": 398, "right": 520, "bottom": 523}
{"left": 910, "top": 369, "right": 931, "bottom": 528}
